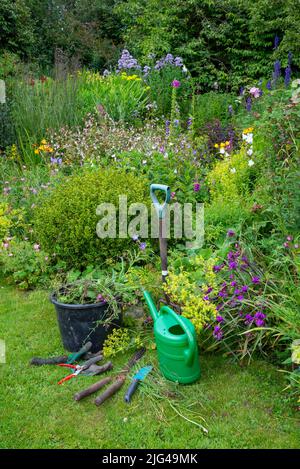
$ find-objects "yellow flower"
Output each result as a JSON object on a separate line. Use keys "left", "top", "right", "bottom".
{"left": 41, "top": 139, "right": 47, "bottom": 145}
{"left": 214, "top": 143, "right": 219, "bottom": 148}
{"left": 220, "top": 142, "right": 226, "bottom": 148}
{"left": 34, "top": 149, "right": 39, "bottom": 155}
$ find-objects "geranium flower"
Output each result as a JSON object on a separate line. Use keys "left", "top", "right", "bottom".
{"left": 171, "top": 80, "right": 181, "bottom": 88}
{"left": 213, "top": 325, "right": 223, "bottom": 340}
{"left": 251, "top": 276, "right": 260, "bottom": 284}
{"left": 249, "top": 87, "right": 261, "bottom": 98}
{"left": 254, "top": 311, "right": 266, "bottom": 327}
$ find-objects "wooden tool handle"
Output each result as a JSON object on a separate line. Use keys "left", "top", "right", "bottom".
{"left": 30, "top": 356, "right": 69, "bottom": 365}
{"left": 94, "top": 375, "right": 126, "bottom": 406}
{"left": 74, "top": 376, "right": 112, "bottom": 401}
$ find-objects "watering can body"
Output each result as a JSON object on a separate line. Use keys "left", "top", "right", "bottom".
{"left": 144, "top": 291, "right": 201, "bottom": 384}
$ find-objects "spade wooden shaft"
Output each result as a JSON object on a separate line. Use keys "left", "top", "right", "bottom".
{"left": 159, "top": 218, "right": 168, "bottom": 283}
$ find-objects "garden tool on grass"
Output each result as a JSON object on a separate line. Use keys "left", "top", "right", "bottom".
{"left": 143, "top": 291, "right": 201, "bottom": 384}
{"left": 150, "top": 184, "right": 171, "bottom": 283}
{"left": 30, "top": 341, "right": 94, "bottom": 366}
{"left": 124, "top": 365, "right": 152, "bottom": 403}
{"left": 94, "top": 347, "right": 146, "bottom": 406}
{"left": 57, "top": 356, "right": 112, "bottom": 385}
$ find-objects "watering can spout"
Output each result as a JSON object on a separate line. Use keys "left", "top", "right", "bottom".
{"left": 143, "top": 291, "right": 159, "bottom": 321}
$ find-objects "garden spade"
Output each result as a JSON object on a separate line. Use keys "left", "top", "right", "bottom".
{"left": 150, "top": 184, "right": 171, "bottom": 283}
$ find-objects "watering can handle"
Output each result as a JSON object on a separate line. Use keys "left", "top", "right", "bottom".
{"left": 160, "top": 306, "right": 196, "bottom": 367}
{"left": 150, "top": 184, "right": 171, "bottom": 219}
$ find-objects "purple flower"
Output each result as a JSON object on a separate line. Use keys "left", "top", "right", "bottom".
{"left": 229, "top": 261, "right": 238, "bottom": 270}
{"left": 228, "top": 105, "right": 233, "bottom": 115}
{"left": 206, "top": 287, "right": 213, "bottom": 294}
{"left": 216, "top": 303, "right": 224, "bottom": 311}
{"left": 218, "top": 290, "right": 227, "bottom": 298}
{"left": 139, "top": 242, "right": 146, "bottom": 251}
{"left": 284, "top": 66, "right": 292, "bottom": 87}
{"left": 241, "top": 285, "right": 249, "bottom": 293}
{"left": 237, "top": 295, "right": 244, "bottom": 301}
{"left": 213, "top": 264, "right": 222, "bottom": 272}
{"left": 203, "top": 295, "right": 210, "bottom": 301}
{"left": 143, "top": 65, "right": 151, "bottom": 76}
{"left": 171, "top": 79, "right": 181, "bottom": 88}
{"left": 266, "top": 80, "right": 272, "bottom": 90}
{"left": 174, "top": 56, "right": 183, "bottom": 67}
{"left": 273, "top": 60, "right": 281, "bottom": 82}
{"left": 231, "top": 281, "right": 237, "bottom": 287}
{"left": 234, "top": 289, "right": 241, "bottom": 295}
{"left": 132, "top": 234, "right": 139, "bottom": 241}
{"left": 193, "top": 182, "right": 200, "bottom": 192}
{"left": 251, "top": 276, "right": 260, "bottom": 284}
{"left": 213, "top": 325, "right": 223, "bottom": 341}
{"left": 246, "top": 97, "right": 252, "bottom": 112}
{"left": 274, "top": 35, "right": 280, "bottom": 49}
{"left": 254, "top": 311, "right": 266, "bottom": 327}
{"left": 165, "top": 120, "right": 170, "bottom": 137}
{"left": 239, "top": 87, "right": 244, "bottom": 96}
{"left": 227, "top": 229, "right": 235, "bottom": 237}
{"left": 117, "top": 49, "right": 140, "bottom": 71}
{"left": 216, "top": 315, "right": 224, "bottom": 323}
{"left": 245, "top": 314, "right": 254, "bottom": 325}
{"left": 187, "top": 117, "right": 193, "bottom": 128}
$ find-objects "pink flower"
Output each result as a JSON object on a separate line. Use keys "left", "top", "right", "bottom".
{"left": 249, "top": 87, "right": 261, "bottom": 98}
{"left": 171, "top": 191, "right": 176, "bottom": 199}
{"left": 171, "top": 80, "right": 181, "bottom": 88}
{"left": 33, "top": 244, "right": 40, "bottom": 251}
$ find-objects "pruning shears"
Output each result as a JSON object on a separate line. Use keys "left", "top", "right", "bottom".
{"left": 57, "top": 355, "right": 112, "bottom": 385}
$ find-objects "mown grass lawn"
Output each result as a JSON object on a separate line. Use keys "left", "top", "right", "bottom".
{"left": 0, "top": 282, "right": 299, "bottom": 449}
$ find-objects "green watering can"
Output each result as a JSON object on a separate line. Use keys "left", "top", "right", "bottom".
{"left": 144, "top": 291, "right": 201, "bottom": 384}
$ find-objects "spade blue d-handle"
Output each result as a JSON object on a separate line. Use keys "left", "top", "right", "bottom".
{"left": 150, "top": 184, "right": 171, "bottom": 219}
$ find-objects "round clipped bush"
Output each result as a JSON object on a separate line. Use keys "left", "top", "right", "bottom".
{"left": 34, "top": 168, "right": 148, "bottom": 267}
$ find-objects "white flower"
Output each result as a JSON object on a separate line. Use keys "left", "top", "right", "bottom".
{"left": 174, "top": 169, "right": 178, "bottom": 174}
{"left": 230, "top": 167, "right": 236, "bottom": 173}
{"left": 246, "top": 134, "right": 253, "bottom": 144}
{"left": 247, "top": 148, "right": 253, "bottom": 156}
{"left": 164, "top": 152, "right": 168, "bottom": 159}
{"left": 248, "top": 159, "right": 255, "bottom": 167}
{"left": 142, "top": 160, "right": 147, "bottom": 165}
{"left": 219, "top": 147, "right": 225, "bottom": 154}
{"left": 182, "top": 65, "right": 188, "bottom": 73}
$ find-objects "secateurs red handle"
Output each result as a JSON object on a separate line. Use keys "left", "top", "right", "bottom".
{"left": 57, "top": 364, "right": 81, "bottom": 385}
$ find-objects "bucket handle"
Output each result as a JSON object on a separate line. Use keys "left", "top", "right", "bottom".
{"left": 160, "top": 305, "right": 196, "bottom": 367}
{"left": 150, "top": 184, "right": 171, "bottom": 219}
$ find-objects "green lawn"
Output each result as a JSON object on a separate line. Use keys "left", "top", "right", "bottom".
{"left": 0, "top": 283, "right": 299, "bottom": 449}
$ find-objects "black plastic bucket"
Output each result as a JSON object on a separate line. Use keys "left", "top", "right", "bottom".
{"left": 50, "top": 293, "right": 122, "bottom": 353}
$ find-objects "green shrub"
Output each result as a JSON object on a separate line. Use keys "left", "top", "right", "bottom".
{"left": 34, "top": 168, "right": 148, "bottom": 268}
{"left": 194, "top": 92, "right": 235, "bottom": 129}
